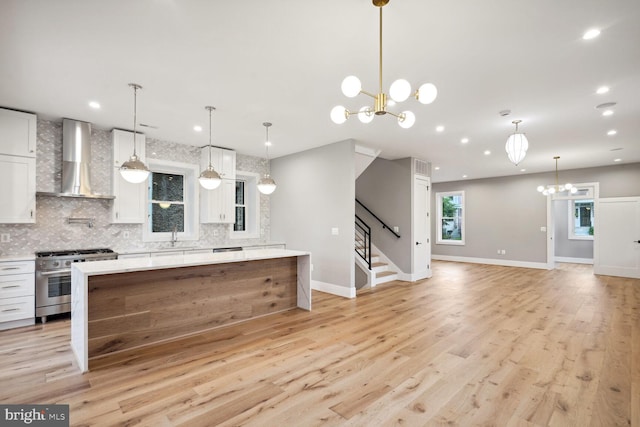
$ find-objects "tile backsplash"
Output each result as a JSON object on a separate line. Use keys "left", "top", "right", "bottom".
{"left": 0, "top": 119, "right": 271, "bottom": 257}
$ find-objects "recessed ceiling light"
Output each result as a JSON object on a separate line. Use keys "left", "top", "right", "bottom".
{"left": 88, "top": 101, "right": 100, "bottom": 109}
{"left": 614, "top": 158, "right": 622, "bottom": 162}
{"left": 596, "top": 102, "right": 616, "bottom": 109}
{"left": 596, "top": 86, "right": 609, "bottom": 94}
{"left": 607, "top": 130, "right": 617, "bottom": 136}
{"left": 193, "top": 125, "right": 203, "bottom": 132}
{"left": 602, "top": 110, "right": 614, "bottom": 117}
{"left": 461, "top": 138, "right": 469, "bottom": 144}
{"left": 582, "top": 28, "right": 601, "bottom": 40}
{"left": 434, "top": 166, "right": 440, "bottom": 171}
{"left": 610, "top": 147, "right": 623, "bottom": 151}
{"left": 484, "top": 150, "right": 491, "bottom": 155}
{"left": 265, "top": 141, "right": 272, "bottom": 147}
{"left": 462, "top": 174, "right": 468, "bottom": 178}
{"left": 436, "top": 125, "right": 445, "bottom": 132}
{"left": 520, "top": 168, "right": 526, "bottom": 172}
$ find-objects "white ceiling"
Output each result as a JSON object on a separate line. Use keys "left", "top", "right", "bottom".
{"left": 1, "top": 0, "right": 639, "bottom": 183}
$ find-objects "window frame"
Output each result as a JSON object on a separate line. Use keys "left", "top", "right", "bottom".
{"left": 142, "top": 159, "right": 200, "bottom": 243}
{"left": 568, "top": 199, "right": 594, "bottom": 240}
{"left": 230, "top": 171, "right": 260, "bottom": 240}
{"left": 436, "top": 190, "right": 465, "bottom": 245}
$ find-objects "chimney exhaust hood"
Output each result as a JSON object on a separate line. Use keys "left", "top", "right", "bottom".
{"left": 36, "top": 119, "right": 115, "bottom": 199}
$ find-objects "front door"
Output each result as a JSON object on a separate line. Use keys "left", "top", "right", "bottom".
{"left": 594, "top": 197, "right": 640, "bottom": 278}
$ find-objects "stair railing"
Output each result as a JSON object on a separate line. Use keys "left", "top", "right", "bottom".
{"left": 355, "top": 214, "right": 372, "bottom": 269}
{"left": 356, "top": 199, "right": 400, "bottom": 238}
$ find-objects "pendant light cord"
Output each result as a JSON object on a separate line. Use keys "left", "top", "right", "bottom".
{"left": 208, "top": 108, "right": 213, "bottom": 168}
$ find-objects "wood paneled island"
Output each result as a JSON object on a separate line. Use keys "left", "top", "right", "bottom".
{"left": 71, "top": 249, "right": 311, "bottom": 372}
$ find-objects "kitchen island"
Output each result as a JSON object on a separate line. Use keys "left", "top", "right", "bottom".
{"left": 71, "top": 249, "right": 311, "bottom": 372}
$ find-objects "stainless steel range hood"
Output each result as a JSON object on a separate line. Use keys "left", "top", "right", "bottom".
{"left": 37, "top": 118, "right": 115, "bottom": 199}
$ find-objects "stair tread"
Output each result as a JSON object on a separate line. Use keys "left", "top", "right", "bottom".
{"left": 376, "top": 270, "right": 397, "bottom": 277}
{"left": 371, "top": 262, "right": 387, "bottom": 267}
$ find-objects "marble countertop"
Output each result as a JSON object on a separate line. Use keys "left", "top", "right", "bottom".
{"left": 114, "top": 241, "right": 286, "bottom": 256}
{"left": 0, "top": 254, "right": 35, "bottom": 262}
{"left": 72, "top": 248, "right": 310, "bottom": 276}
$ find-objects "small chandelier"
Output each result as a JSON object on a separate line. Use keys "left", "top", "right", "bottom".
{"left": 537, "top": 156, "right": 577, "bottom": 196}
{"left": 257, "top": 122, "right": 277, "bottom": 195}
{"left": 330, "top": 0, "right": 437, "bottom": 129}
{"left": 120, "top": 83, "right": 150, "bottom": 183}
{"left": 199, "top": 106, "right": 222, "bottom": 190}
{"left": 505, "top": 119, "right": 529, "bottom": 166}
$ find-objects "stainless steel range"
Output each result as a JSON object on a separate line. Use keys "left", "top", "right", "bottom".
{"left": 35, "top": 248, "right": 117, "bottom": 323}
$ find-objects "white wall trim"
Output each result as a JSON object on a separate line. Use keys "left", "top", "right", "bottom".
{"left": 432, "top": 254, "right": 549, "bottom": 270}
{"left": 554, "top": 256, "right": 593, "bottom": 265}
{"left": 398, "top": 271, "right": 432, "bottom": 282}
{"left": 311, "top": 280, "right": 356, "bottom": 299}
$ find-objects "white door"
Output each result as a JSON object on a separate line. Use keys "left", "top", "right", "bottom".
{"left": 412, "top": 176, "right": 431, "bottom": 280}
{"left": 594, "top": 197, "right": 640, "bottom": 278}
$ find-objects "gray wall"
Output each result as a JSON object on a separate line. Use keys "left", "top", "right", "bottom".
{"left": 0, "top": 119, "right": 271, "bottom": 256}
{"left": 432, "top": 162, "right": 640, "bottom": 263}
{"left": 356, "top": 157, "right": 412, "bottom": 273}
{"left": 270, "top": 140, "right": 355, "bottom": 289}
{"left": 553, "top": 199, "right": 593, "bottom": 259}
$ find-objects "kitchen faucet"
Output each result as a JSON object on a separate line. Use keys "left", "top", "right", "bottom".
{"left": 171, "top": 225, "right": 178, "bottom": 247}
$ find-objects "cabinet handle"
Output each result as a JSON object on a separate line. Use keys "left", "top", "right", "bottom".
{"left": 1, "top": 267, "right": 20, "bottom": 271}
{"left": 1, "top": 285, "right": 21, "bottom": 289}
{"left": 30, "top": 210, "right": 34, "bottom": 218}
{"left": 116, "top": 212, "right": 119, "bottom": 219}
{"left": 2, "top": 308, "right": 21, "bottom": 313}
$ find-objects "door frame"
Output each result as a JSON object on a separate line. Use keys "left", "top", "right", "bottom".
{"left": 411, "top": 175, "right": 431, "bottom": 281}
{"left": 546, "top": 182, "right": 599, "bottom": 269}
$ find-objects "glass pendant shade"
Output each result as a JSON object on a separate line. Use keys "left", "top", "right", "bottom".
{"left": 120, "top": 154, "right": 149, "bottom": 183}
{"left": 417, "top": 83, "right": 438, "bottom": 104}
{"left": 389, "top": 79, "right": 412, "bottom": 102}
{"left": 199, "top": 166, "right": 221, "bottom": 190}
{"left": 505, "top": 132, "right": 529, "bottom": 165}
{"left": 398, "top": 111, "right": 415, "bottom": 129}
{"left": 358, "top": 106, "right": 374, "bottom": 123}
{"left": 331, "top": 105, "right": 348, "bottom": 124}
{"left": 258, "top": 174, "right": 277, "bottom": 195}
{"left": 341, "top": 76, "right": 362, "bottom": 98}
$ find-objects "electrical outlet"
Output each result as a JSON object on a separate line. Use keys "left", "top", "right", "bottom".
{"left": 0, "top": 233, "right": 10, "bottom": 243}
{"left": 331, "top": 227, "right": 339, "bottom": 236}
{"left": 497, "top": 249, "right": 501, "bottom": 254}
{"left": 213, "top": 229, "right": 219, "bottom": 237}
{"left": 501, "top": 249, "right": 507, "bottom": 255}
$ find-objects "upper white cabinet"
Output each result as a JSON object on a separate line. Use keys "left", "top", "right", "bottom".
{"left": 0, "top": 155, "right": 36, "bottom": 223}
{"left": 0, "top": 108, "right": 36, "bottom": 158}
{"left": 112, "top": 129, "right": 146, "bottom": 167}
{"left": 111, "top": 129, "right": 146, "bottom": 223}
{"left": 200, "top": 147, "right": 236, "bottom": 224}
{"left": 0, "top": 108, "right": 36, "bottom": 224}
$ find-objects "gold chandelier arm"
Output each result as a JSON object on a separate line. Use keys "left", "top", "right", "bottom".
{"left": 384, "top": 110, "right": 402, "bottom": 119}
{"left": 359, "top": 89, "right": 377, "bottom": 98}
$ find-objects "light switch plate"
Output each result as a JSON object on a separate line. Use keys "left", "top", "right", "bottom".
{"left": 331, "top": 227, "right": 339, "bottom": 236}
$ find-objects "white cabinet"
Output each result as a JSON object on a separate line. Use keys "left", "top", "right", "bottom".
{"left": 0, "top": 154, "right": 36, "bottom": 223}
{"left": 0, "top": 260, "right": 35, "bottom": 330}
{"left": 0, "top": 108, "right": 36, "bottom": 158}
{"left": 111, "top": 129, "right": 146, "bottom": 223}
{"left": 200, "top": 147, "right": 236, "bottom": 224}
{"left": 0, "top": 109, "right": 37, "bottom": 224}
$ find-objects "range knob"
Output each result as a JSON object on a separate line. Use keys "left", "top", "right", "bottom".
{"left": 65, "top": 260, "right": 72, "bottom": 267}
{"left": 52, "top": 261, "right": 60, "bottom": 267}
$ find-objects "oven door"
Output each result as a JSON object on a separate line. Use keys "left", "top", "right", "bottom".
{"left": 35, "top": 269, "right": 72, "bottom": 309}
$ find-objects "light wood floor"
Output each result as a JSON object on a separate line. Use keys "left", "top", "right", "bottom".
{"left": 1, "top": 261, "right": 638, "bottom": 426}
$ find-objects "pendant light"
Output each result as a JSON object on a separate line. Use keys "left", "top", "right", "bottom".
{"left": 505, "top": 119, "right": 529, "bottom": 166}
{"left": 257, "top": 122, "right": 277, "bottom": 195}
{"left": 120, "top": 83, "right": 150, "bottom": 183}
{"left": 537, "top": 156, "right": 577, "bottom": 196}
{"left": 331, "top": 0, "right": 437, "bottom": 128}
{"left": 199, "top": 106, "right": 222, "bottom": 190}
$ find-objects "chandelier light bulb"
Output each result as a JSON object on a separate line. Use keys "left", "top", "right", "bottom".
{"left": 330, "top": 105, "right": 348, "bottom": 124}
{"left": 537, "top": 185, "right": 545, "bottom": 192}
{"left": 398, "top": 111, "right": 415, "bottom": 129}
{"left": 358, "top": 106, "right": 374, "bottom": 123}
{"left": 341, "top": 76, "right": 362, "bottom": 98}
{"left": 571, "top": 187, "right": 578, "bottom": 194}
{"left": 417, "top": 83, "right": 438, "bottom": 104}
{"left": 389, "top": 79, "right": 412, "bottom": 102}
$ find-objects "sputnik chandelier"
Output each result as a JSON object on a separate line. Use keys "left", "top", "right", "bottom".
{"left": 331, "top": 0, "right": 437, "bottom": 129}
{"left": 537, "top": 156, "right": 577, "bottom": 196}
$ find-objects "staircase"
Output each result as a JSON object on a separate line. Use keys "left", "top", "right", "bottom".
{"left": 355, "top": 236, "right": 398, "bottom": 287}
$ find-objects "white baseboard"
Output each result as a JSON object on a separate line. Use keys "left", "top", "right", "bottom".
{"left": 554, "top": 257, "right": 593, "bottom": 265}
{"left": 311, "top": 280, "right": 356, "bottom": 299}
{"left": 398, "top": 270, "right": 432, "bottom": 282}
{"left": 432, "top": 254, "right": 548, "bottom": 270}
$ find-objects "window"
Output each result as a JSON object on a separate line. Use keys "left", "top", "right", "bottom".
{"left": 436, "top": 191, "right": 465, "bottom": 245}
{"left": 231, "top": 171, "right": 260, "bottom": 239}
{"left": 143, "top": 159, "right": 199, "bottom": 242}
{"left": 569, "top": 199, "right": 594, "bottom": 240}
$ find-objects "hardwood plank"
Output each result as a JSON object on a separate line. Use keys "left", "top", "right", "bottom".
{"left": 0, "top": 261, "right": 637, "bottom": 426}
